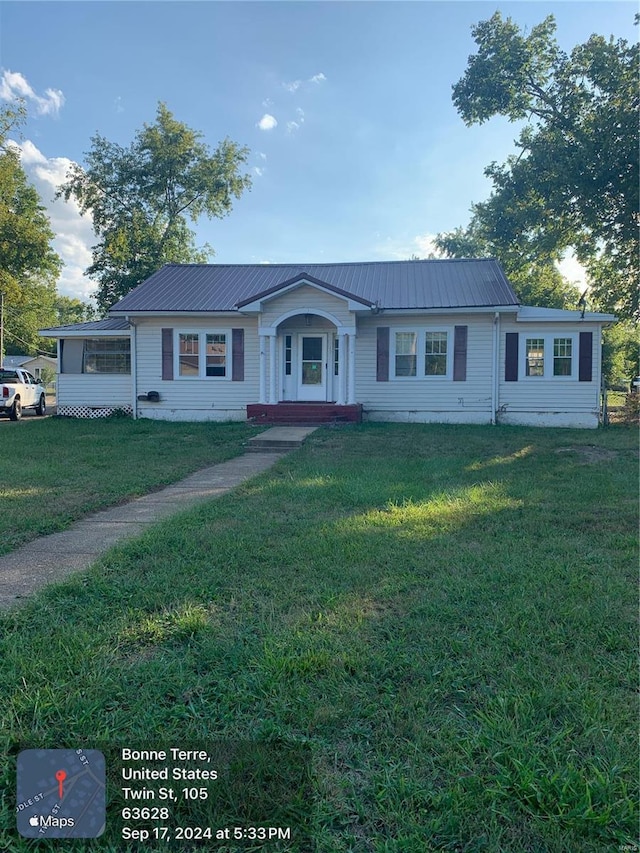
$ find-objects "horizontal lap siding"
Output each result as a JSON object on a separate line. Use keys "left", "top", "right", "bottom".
{"left": 135, "top": 317, "right": 259, "bottom": 420}
{"left": 261, "top": 286, "right": 353, "bottom": 326}
{"left": 498, "top": 320, "right": 601, "bottom": 421}
{"left": 357, "top": 315, "right": 494, "bottom": 423}
{"left": 57, "top": 374, "right": 132, "bottom": 406}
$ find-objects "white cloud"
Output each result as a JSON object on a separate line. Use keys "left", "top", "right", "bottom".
{"left": 114, "top": 96, "right": 124, "bottom": 114}
{"left": 16, "top": 140, "right": 96, "bottom": 300}
{"left": 0, "top": 69, "right": 65, "bottom": 117}
{"left": 253, "top": 166, "right": 264, "bottom": 177}
{"left": 257, "top": 113, "right": 277, "bottom": 131}
{"left": 556, "top": 250, "right": 587, "bottom": 289}
{"left": 262, "top": 97, "right": 273, "bottom": 108}
{"left": 414, "top": 233, "right": 443, "bottom": 258}
{"left": 282, "top": 73, "right": 326, "bottom": 94}
{"left": 372, "top": 232, "right": 445, "bottom": 261}
{"left": 286, "top": 109, "right": 305, "bottom": 134}
{"left": 258, "top": 152, "right": 267, "bottom": 160}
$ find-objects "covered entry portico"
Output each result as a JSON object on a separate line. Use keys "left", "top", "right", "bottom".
{"left": 258, "top": 309, "right": 357, "bottom": 405}
{"left": 236, "top": 273, "right": 374, "bottom": 422}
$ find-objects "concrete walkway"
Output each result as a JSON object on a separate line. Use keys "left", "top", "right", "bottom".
{"left": 0, "top": 430, "right": 316, "bottom": 611}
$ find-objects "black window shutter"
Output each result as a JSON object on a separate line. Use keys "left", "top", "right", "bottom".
{"left": 232, "top": 328, "right": 244, "bottom": 381}
{"left": 505, "top": 332, "right": 519, "bottom": 381}
{"left": 376, "top": 327, "right": 389, "bottom": 381}
{"left": 453, "top": 325, "right": 467, "bottom": 381}
{"left": 161, "top": 328, "right": 173, "bottom": 380}
{"left": 579, "top": 332, "right": 593, "bottom": 382}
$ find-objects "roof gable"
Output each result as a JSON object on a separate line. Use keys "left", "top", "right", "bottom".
{"left": 236, "top": 273, "right": 375, "bottom": 310}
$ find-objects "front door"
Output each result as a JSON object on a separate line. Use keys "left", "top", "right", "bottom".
{"left": 297, "top": 334, "right": 327, "bottom": 401}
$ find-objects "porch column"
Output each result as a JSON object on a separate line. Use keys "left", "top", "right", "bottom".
{"left": 336, "top": 332, "right": 347, "bottom": 405}
{"left": 259, "top": 334, "right": 267, "bottom": 404}
{"left": 347, "top": 332, "right": 356, "bottom": 404}
{"left": 269, "top": 334, "right": 277, "bottom": 403}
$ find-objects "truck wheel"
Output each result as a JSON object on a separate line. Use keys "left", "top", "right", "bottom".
{"left": 35, "top": 394, "right": 46, "bottom": 416}
{"left": 9, "top": 398, "right": 22, "bottom": 421}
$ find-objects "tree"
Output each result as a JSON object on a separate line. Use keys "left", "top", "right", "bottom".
{"left": 59, "top": 103, "right": 252, "bottom": 312}
{"left": 435, "top": 222, "right": 579, "bottom": 309}
{"left": 0, "top": 102, "right": 62, "bottom": 357}
{"left": 445, "top": 13, "right": 639, "bottom": 320}
{"left": 54, "top": 295, "right": 96, "bottom": 326}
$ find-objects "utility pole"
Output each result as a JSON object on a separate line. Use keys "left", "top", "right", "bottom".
{"left": 0, "top": 291, "right": 4, "bottom": 366}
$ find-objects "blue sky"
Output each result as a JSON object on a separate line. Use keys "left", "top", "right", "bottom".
{"left": 1, "top": 1, "right": 637, "bottom": 303}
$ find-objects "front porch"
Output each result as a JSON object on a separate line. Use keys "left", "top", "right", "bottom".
{"left": 247, "top": 402, "right": 363, "bottom": 425}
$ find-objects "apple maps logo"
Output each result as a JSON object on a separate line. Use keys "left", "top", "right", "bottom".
{"left": 17, "top": 749, "right": 105, "bottom": 838}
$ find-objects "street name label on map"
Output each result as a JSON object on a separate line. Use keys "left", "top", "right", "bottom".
{"left": 16, "top": 749, "right": 106, "bottom": 839}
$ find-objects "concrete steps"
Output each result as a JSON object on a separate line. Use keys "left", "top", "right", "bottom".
{"left": 247, "top": 426, "right": 318, "bottom": 452}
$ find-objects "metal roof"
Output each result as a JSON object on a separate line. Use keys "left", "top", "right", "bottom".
{"left": 109, "top": 259, "right": 519, "bottom": 314}
{"left": 40, "top": 318, "right": 131, "bottom": 334}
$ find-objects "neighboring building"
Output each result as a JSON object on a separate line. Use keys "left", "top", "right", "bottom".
{"left": 2, "top": 354, "right": 57, "bottom": 382}
{"left": 40, "top": 260, "right": 614, "bottom": 427}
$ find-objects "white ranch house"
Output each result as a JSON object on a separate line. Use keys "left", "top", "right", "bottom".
{"left": 40, "top": 260, "right": 614, "bottom": 428}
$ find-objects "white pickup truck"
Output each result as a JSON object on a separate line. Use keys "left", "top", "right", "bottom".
{"left": 0, "top": 367, "right": 47, "bottom": 420}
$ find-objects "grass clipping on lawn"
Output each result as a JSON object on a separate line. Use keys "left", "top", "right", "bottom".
{"left": 0, "top": 424, "right": 637, "bottom": 852}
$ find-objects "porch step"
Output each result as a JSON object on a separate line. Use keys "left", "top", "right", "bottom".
{"left": 247, "top": 426, "right": 319, "bottom": 452}
{"left": 247, "top": 403, "right": 362, "bottom": 425}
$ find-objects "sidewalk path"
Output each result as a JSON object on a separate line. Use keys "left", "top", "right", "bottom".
{"left": 0, "top": 451, "right": 286, "bottom": 611}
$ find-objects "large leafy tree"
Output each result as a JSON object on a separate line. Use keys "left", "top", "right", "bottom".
{"left": 440, "top": 13, "right": 639, "bottom": 320}
{"left": 0, "top": 102, "right": 62, "bottom": 356}
{"left": 59, "top": 103, "right": 252, "bottom": 312}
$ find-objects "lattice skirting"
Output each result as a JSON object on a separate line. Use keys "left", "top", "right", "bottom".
{"left": 57, "top": 405, "right": 133, "bottom": 418}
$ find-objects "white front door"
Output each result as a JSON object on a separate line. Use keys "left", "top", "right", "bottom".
{"left": 297, "top": 333, "right": 327, "bottom": 401}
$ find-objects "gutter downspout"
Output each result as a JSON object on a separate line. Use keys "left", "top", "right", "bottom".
{"left": 127, "top": 316, "right": 137, "bottom": 420}
{"left": 491, "top": 312, "right": 500, "bottom": 425}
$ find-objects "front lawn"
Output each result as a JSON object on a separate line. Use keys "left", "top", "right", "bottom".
{"left": 0, "top": 424, "right": 637, "bottom": 851}
{"left": 0, "top": 417, "right": 261, "bottom": 552}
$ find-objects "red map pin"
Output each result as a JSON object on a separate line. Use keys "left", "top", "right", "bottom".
{"left": 55, "top": 769, "right": 67, "bottom": 799}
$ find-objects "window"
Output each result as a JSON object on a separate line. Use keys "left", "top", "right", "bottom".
{"left": 553, "top": 338, "right": 572, "bottom": 376}
{"left": 83, "top": 338, "right": 131, "bottom": 374}
{"left": 520, "top": 334, "right": 576, "bottom": 379}
{"left": 206, "top": 334, "right": 226, "bottom": 377}
{"left": 334, "top": 337, "right": 339, "bottom": 377}
{"left": 285, "top": 335, "right": 292, "bottom": 376}
{"left": 395, "top": 332, "right": 417, "bottom": 377}
{"left": 178, "top": 334, "right": 199, "bottom": 376}
{"left": 177, "top": 331, "right": 229, "bottom": 379}
{"left": 525, "top": 338, "right": 544, "bottom": 376}
{"left": 425, "top": 332, "right": 447, "bottom": 375}
{"left": 391, "top": 328, "right": 451, "bottom": 379}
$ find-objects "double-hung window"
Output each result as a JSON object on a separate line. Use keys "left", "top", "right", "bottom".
{"left": 521, "top": 334, "right": 576, "bottom": 379}
{"left": 553, "top": 338, "right": 572, "bottom": 376}
{"left": 177, "top": 331, "right": 228, "bottom": 379}
{"left": 392, "top": 328, "right": 451, "bottom": 378}
{"left": 395, "top": 332, "right": 417, "bottom": 377}
{"left": 525, "top": 338, "right": 545, "bottom": 377}
{"left": 425, "top": 332, "right": 448, "bottom": 376}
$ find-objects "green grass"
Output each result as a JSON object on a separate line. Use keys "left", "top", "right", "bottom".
{"left": 0, "top": 423, "right": 637, "bottom": 852}
{"left": 0, "top": 417, "right": 262, "bottom": 551}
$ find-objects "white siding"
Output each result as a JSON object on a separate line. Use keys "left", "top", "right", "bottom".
{"left": 134, "top": 317, "right": 259, "bottom": 421}
{"left": 57, "top": 374, "right": 132, "bottom": 406}
{"left": 357, "top": 314, "right": 494, "bottom": 424}
{"left": 498, "top": 318, "right": 602, "bottom": 428}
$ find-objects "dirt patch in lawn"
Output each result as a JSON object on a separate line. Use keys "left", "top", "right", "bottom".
{"left": 555, "top": 445, "right": 619, "bottom": 464}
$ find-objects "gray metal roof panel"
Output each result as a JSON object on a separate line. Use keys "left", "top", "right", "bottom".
{"left": 109, "top": 259, "right": 519, "bottom": 314}
{"left": 40, "top": 318, "right": 131, "bottom": 333}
